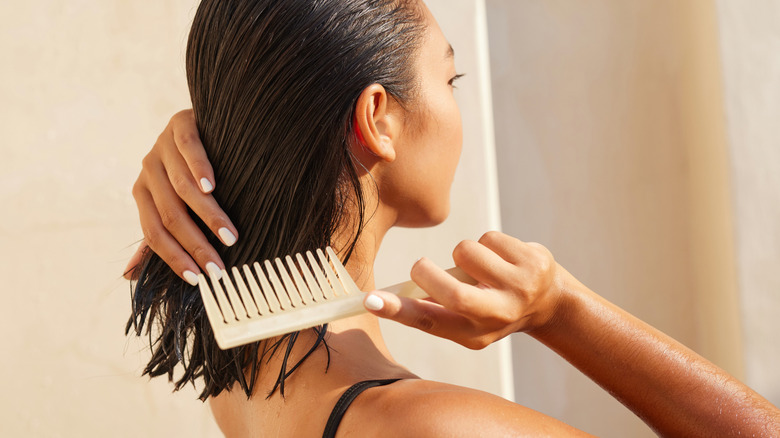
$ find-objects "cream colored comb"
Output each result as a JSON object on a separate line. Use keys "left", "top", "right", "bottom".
{"left": 197, "top": 247, "right": 475, "bottom": 349}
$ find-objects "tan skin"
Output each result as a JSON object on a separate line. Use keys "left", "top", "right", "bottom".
{"left": 126, "top": 2, "right": 780, "bottom": 437}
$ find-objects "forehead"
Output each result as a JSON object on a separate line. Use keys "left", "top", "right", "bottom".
{"left": 417, "top": 2, "right": 452, "bottom": 61}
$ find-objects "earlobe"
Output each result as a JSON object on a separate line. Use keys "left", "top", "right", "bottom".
{"left": 354, "top": 84, "right": 399, "bottom": 163}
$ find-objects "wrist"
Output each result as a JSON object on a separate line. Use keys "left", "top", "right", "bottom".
{"left": 527, "top": 265, "right": 585, "bottom": 341}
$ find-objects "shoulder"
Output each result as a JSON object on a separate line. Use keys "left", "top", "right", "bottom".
{"left": 338, "top": 379, "right": 591, "bottom": 437}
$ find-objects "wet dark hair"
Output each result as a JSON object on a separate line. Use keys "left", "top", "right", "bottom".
{"left": 126, "top": 0, "right": 425, "bottom": 401}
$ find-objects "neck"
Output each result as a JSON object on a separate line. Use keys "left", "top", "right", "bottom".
{"left": 326, "top": 197, "right": 397, "bottom": 346}
{"left": 258, "top": 196, "right": 405, "bottom": 389}
{"left": 333, "top": 192, "right": 397, "bottom": 291}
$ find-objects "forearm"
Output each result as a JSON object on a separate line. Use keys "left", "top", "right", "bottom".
{"left": 531, "top": 270, "right": 780, "bottom": 437}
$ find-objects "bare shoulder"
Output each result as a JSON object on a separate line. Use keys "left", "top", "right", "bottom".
{"left": 339, "top": 379, "right": 592, "bottom": 438}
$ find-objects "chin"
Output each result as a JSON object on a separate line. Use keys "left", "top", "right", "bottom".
{"left": 427, "top": 204, "right": 450, "bottom": 226}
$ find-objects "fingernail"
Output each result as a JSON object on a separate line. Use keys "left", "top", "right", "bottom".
{"left": 218, "top": 228, "right": 237, "bottom": 246}
{"left": 365, "top": 294, "right": 384, "bottom": 311}
{"left": 183, "top": 270, "right": 200, "bottom": 286}
{"left": 200, "top": 178, "right": 214, "bottom": 193}
{"left": 206, "top": 262, "right": 223, "bottom": 280}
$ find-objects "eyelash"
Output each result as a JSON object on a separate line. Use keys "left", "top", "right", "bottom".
{"left": 449, "top": 73, "right": 465, "bottom": 88}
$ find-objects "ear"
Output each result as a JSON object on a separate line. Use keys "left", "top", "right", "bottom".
{"left": 353, "top": 84, "right": 399, "bottom": 162}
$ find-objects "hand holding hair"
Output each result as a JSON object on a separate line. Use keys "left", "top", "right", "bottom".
{"left": 124, "top": 110, "right": 239, "bottom": 285}
{"left": 365, "top": 231, "right": 780, "bottom": 437}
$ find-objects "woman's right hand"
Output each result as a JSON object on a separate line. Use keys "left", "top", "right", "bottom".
{"left": 366, "top": 231, "right": 780, "bottom": 436}
{"left": 125, "top": 110, "right": 238, "bottom": 285}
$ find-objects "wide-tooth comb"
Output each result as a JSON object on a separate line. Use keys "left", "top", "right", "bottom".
{"left": 197, "top": 247, "right": 475, "bottom": 349}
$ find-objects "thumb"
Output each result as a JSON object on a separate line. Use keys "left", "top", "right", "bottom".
{"left": 363, "top": 290, "right": 476, "bottom": 342}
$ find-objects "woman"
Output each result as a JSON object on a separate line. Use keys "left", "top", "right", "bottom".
{"left": 126, "top": 0, "right": 780, "bottom": 436}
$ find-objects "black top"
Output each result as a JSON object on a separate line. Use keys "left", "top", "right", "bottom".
{"left": 322, "top": 379, "right": 402, "bottom": 438}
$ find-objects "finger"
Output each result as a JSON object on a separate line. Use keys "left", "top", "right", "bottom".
{"left": 123, "top": 241, "right": 148, "bottom": 280}
{"left": 476, "top": 232, "right": 556, "bottom": 292}
{"left": 144, "top": 161, "right": 226, "bottom": 274}
{"left": 170, "top": 110, "right": 215, "bottom": 194}
{"left": 477, "top": 231, "right": 532, "bottom": 266}
{"left": 364, "top": 291, "right": 490, "bottom": 349}
{"left": 160, "top": 136, "right": 238, "bottom": 247}
{"left": 451, "top": 239, "right": 518, "bottom": 288}
{"left": 135, "top": 173, "right": 224, "bottom": 283}
{"left": 409, "top": 257, "right": 503, "bottom": 321}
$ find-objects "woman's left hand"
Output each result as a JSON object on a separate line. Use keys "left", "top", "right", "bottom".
{"left": 363, "top": 231, "right": 567, "bottom": 349}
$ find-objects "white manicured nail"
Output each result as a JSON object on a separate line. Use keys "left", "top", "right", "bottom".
{"left": 365, "top": 294, "right": 384, "bottom": 311}
{"left": 218, "top": 228, "right": 237, "bottom": 246}
{"left": 200, "top": 178, "right": 214, "bottom": 193}
{"left": 183, "top": 270, "right": 200, "bottom": 286}
{"left": 206, "top": 262, "right": 223, "bottom": 280}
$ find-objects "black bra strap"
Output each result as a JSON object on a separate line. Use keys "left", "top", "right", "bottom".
{"left": 322, "top": 378, "right": 402, "bottom": 438}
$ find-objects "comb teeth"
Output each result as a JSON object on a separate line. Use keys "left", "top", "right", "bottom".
{"left": 197, "top": 247, "right": 365, "bottom": 349}
{"left": 197, "top": 246, "right": 472, "bottom": 350}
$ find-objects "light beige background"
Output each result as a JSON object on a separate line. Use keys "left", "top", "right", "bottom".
{"left": 1, "top": 0, "right": 778, "bottom": 437}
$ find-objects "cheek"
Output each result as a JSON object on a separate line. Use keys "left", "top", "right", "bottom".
{"left": 424, "top": 95, "right": 463, "bottom": 219}
{"left": 384, "top": 93, "right": 463, "bottom": 227}
{"left": 439, "top": 96, "right": 463, "bottom": 182}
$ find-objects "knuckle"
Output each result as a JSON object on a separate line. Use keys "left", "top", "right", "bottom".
{"left": 495, "top": 310, "right": 516, "bottom": 326}
{"left": 142, "top": 226, "right": 161, "bottom": 249}
{"left": 159, "top": 208, "right": 184, "bottom": 229}
{"left": 172, "top": 109, "right": 192, "bottom": 123}
{"left": 170, "top": 111, "right": 184, "bottom": 124}
{"left": 526, "top": 263, "right": 552, "bottom": 293}
{"left": 170, "top": 173, "right": 191, "bottom": 197}
{"left": 526, "top": 241, "right": 543, "bottom": 250}
{"left": 178, "top": 131, "right": 199, "bottom": 149}
{"left": 141, "top": 153, "right": 150, "bottom": 169}
{"left": 189, "top": 158, "right": 210, "bottom": 173}
{"left": 465, "top": 336, "right": 490, "bottom": 350}
{"left": 526, "top": 241, "right": 544, "bottom": 256}
{"left": 411, "top": 310, "right": 436, "bottom": 332}
{"left": 189, "top": 244, "right": 212, "bottom": 265}
{"left": 154, "top": 131, "right": 167, "bottom": 148}
{"left": 164, "top": 253, "right": 185, "bottom": 271}
{"left": 532, "top": 253, "right": 551, "bottom": 275}
{"left": 448, "top": 284, "right": 473, "bottom": 313}
{"left": 141, "top": 151, "right": 155, "bottom": 170}
{"left": 131, "top": 178, "right": 143, "bottom": 199}
{"left": 528, "top": 242, "right": 553, "bottom": 261}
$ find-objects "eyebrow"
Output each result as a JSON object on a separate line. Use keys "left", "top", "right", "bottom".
{"left": 445, "top": 44, "right": 454, "bottom": 59}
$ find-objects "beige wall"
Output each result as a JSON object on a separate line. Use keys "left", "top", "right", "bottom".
{"left": 487, "top": 0, "right": 742, "bottom": 436}
{"left": 716, "top": 0, "right": 780, "bottom": 406}
{"left": 1, "top": 1, "right": 221, "bottom": 436}
{"left": 0, "top": 0, "right": 507, "bottom": 436}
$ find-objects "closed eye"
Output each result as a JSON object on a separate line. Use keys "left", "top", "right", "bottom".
{"left": 449, "top": 73, "right": 465, "bottom": 88}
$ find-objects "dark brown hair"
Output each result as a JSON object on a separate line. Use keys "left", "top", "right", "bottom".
{"left": 126, "top": 0, "right": 425, "bottom": 400}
